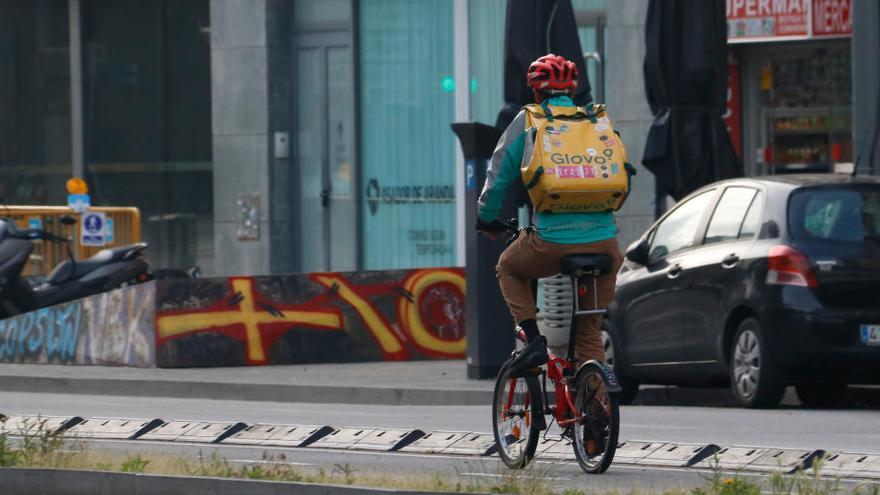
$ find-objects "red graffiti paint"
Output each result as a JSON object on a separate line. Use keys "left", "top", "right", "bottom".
{"left": 156, "top": 268, "right": 466, "bottom": 365}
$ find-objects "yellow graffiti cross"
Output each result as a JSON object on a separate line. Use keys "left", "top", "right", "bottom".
{"left": 157, "top": 278, "right": 342, "bottom": 363}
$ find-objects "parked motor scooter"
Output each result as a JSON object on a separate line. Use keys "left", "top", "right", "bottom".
{"left": 0, "top": 215, "right": 150, "bottom": 318}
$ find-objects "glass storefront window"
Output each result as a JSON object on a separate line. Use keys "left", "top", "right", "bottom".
{"left": 573, "top": 0, "right": 607, "bottom": 102}
{"left": 468, "top": 0, "right": 506, "bottom": 125}
{"left": 359, "top": 0, "right": 456, "bottom": 270}
{"left": 83, "top": 0, "right": 213, "bottom": 273}
{"left": 753, "top": 41, "right": 852, "bottom": 173}
{"left": 0, "top": 0, "right": 71, "bottom": 206}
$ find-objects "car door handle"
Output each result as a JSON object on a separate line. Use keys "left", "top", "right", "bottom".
{"left": 721, "top": 253, "right": 740, "bottom": 268}
{"left": 667, "top": 264, "right": 682, "bottom": 279}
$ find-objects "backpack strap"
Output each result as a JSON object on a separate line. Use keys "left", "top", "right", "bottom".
{"left": 540, "top": 101, "right": 555, "bottom": 122}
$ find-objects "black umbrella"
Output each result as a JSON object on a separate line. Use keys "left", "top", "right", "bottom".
{"left": 642, "top": 0, "right": 741, "bottom": 206}
{"left": 496, "top": 0, "right": 590, "bottom": 129}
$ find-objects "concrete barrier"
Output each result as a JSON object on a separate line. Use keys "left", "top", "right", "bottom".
{"left": 0, "top": 283, "right": 155, "bottom": 366}
{"left": 0, "top": 267, "right": 465, "bottom": 368}
{"left": 155, "top": 268, "right": 465, "bottom": 366}
{"left": 0, "top": 468, "right": 459, "bottom": 495}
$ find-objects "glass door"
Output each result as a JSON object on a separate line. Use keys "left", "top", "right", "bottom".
{"left": 295, "top": 32, "right": 356, "bottom": 272}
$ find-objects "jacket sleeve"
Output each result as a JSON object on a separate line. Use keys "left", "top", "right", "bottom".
{"left": 477, "top": 110, "right": 527, "bottom": 222}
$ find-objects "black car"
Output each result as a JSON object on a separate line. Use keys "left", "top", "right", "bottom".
{"left": 606, "top": 174, "right": 880, "bottom": 408}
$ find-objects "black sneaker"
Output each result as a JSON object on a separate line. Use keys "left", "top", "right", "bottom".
{"left": 509, "top": 336, "right": 549, "bottom": 377}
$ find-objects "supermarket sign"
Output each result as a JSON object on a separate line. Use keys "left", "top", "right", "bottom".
{"left": 727, "top": 0, "right": 852, "bottom": 43}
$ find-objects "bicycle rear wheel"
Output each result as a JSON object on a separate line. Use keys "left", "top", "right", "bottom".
{"left": 492, "top": 361, "right": 542, "bottom": 469}
{"left": 571, "top": 362, "right": 619, "bottom": 474}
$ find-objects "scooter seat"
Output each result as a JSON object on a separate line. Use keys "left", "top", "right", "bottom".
{"left": 47, "top": 243, "right": 147, "bottom": 285}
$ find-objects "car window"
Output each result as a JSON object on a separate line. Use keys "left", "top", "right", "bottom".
{"left": 790, "top": 187, "right": 880, "bottom": 243}
{"left": 649, "top": 191, "right": 715, "bottom": 261}
{"left": 738, "top": 192, "right": 763, "bottom": 239}
{"left": 704, "top": 187, "right": 758, "bottom": 245}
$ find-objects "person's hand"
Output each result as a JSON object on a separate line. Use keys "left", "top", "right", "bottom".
{"left": 476, "top": 218, "right": 507, "bottom": 241}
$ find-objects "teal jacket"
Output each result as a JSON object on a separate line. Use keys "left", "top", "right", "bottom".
{"left": 477, "top": 95, "right": 618, "bottom": 244}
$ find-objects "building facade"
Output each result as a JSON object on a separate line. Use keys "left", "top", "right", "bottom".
{"left": 1, "top": 0, "right": 869, "bottom": 277}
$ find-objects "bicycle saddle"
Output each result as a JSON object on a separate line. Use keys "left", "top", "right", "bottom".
{"left": 559, "top": 254, "right": 613, "bottom": 275}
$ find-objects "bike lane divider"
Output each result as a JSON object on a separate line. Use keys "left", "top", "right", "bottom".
{"left": 614, "top": 440, "right": 665, "bottom": 464}
{"left": 349, "top": 428, "right": 426, "bottom": 451}
{"left": 64, "top": 417, "right": 163, "bottom": 440}
{"left": 747, "top": 448, "right": 825, "bottom": 473}
{"left": 0, "top": 414, "right": 82, "bottom": 436}
{"left": 635, "top": 443, "right": 720, "bottom": 467}
{"left": 692, "top": 446, "right": 770, "bottom": 470}
{"left": 815, "top": 453, "right": 880, "bottom": 478}
{"left": 309, "top": 427, "right": 377, "bottom": 449}
{"left": 397, "top": 431, "right": 469, "bottom": 454}
{"left": 8, "top": 413, "right": 880, "bottom": 480}
{"left": 223, "top": 423, "right": 315, "bottom": 447}
{"left": 138, "top": 420, "right": 203, "bottom": 442}
{"left": 441, "top": 433, "right": 498, "bottom": 456}
{"left": 540, "top": 439, "right": 577, "bottom": 461}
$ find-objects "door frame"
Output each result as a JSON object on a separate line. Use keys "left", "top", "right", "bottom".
{"left": 291, "top": 18, "right": 360, "bottom": 272}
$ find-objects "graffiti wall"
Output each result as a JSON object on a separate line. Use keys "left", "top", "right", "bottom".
{"left": 155, "top": 268, "right": 465, "bottom": 367}
{"left": 0, "top": 283, "right": 155, "bottom": 366}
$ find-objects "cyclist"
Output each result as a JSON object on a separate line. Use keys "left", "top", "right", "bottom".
{"left": 476, "top": 53, "right": 625, "bottom": 374}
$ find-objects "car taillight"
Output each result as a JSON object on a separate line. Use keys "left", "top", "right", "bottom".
{"left": 766, "top": 245, "right": 817, "bottom": 288}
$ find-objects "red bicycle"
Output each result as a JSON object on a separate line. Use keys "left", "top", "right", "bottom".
{"left": 491, "top": 244, "right": 621, "bottom": 474}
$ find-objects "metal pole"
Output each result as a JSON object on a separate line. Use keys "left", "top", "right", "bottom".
{"left": 852, "top": 0, "right": 880, "bottom": 176}
{"left": 69, "top": 0, "right": 84, "bottom": 179}
{"left": 453, "top": 0, "right": 470, "bottom": 265}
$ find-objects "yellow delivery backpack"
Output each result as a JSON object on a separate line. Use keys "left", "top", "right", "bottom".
{"left": 521, "top": 103, "right": 635, "bottom": 213}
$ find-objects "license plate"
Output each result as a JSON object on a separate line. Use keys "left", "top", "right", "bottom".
{"left": 861, "top": 325, "right": 880, "bottom": 346}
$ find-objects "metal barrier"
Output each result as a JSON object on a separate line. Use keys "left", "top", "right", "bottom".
{"left": 4, "top": 206, "right": 141, "bottom": 277}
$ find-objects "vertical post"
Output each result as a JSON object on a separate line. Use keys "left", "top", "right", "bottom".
{"left": 852, "top": 0, "right": 880, "bottom": 175}
{"left": 452, "top": 123, "right": 510, "bottom": 379}
{"left": 453, "top": 0, "right": 469, "bottom": 266}
{"left": 69, "top": 0, "right": 84, "bottom": 179}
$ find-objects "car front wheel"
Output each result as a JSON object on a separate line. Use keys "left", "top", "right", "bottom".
{"left": 602, "top": 327, "right": 639, "bottom": 405}
{"left": 729, "top": 317, "right": 785, "bottom": 408}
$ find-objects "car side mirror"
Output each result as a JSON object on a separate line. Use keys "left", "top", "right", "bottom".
{"left": 625, "top": 239, "right": 650, "bottom": 266}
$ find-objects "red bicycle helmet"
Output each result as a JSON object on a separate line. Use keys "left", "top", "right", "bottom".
{"left": 527, "top": 54, "right": 578, "bottom": 91}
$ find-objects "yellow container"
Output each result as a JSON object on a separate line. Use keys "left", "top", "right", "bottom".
{"left": 521, "top": 103, "right": 633, "bottom": 213}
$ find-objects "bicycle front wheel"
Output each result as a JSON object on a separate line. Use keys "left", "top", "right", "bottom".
{"left": 571, "top": 362, "right": 619, "bottom": 474}
{"left": 492, "top": 361, "right": 542, "bottom": 469}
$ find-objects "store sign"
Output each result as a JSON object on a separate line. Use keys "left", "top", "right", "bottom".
{"left": 812, "top": 0, "right": 851, "bottom": 36}
{"left": 722, "top": 52, "right": 743, "bottom": 159}
{"left": 726, "top": 0, "right": 851, "bottom": 43}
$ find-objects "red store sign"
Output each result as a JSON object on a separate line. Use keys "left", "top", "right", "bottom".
{"left": 726, "top": 0, "right": 851, "bottom": 42}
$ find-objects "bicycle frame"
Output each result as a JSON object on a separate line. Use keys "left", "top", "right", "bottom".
{"left": 511, "top": 269, "right": 607, "bottom": 429}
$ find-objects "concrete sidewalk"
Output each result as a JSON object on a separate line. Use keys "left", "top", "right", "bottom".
{"left": 1, "top": 361, "right": 877, "bottom": 407}
{"left": 0, "top": 361, "right": 493, "bottom": 406}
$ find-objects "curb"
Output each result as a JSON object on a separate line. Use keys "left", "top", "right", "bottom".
{"left": 0, "top": 374, "right": 494, "bottom": 406}
{"left": 0, "top": 468, "right": 470, "bottom": 495}
{"left": 2, "top": 372, "right": 877, "bottom": 408}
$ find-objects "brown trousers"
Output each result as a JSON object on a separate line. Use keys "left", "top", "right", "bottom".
{"left": 496, "top": 230, "right": 624, "bottom": 364}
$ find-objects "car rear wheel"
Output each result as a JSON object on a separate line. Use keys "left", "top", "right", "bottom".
{"left": 795, "top": 382, "right": 848, "bottom": 409}
{"left": 729, "top": 318, "right": 785, "bottom": 408}
{"left": 601, "top": 327, "right": 639, "bottom": 405}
